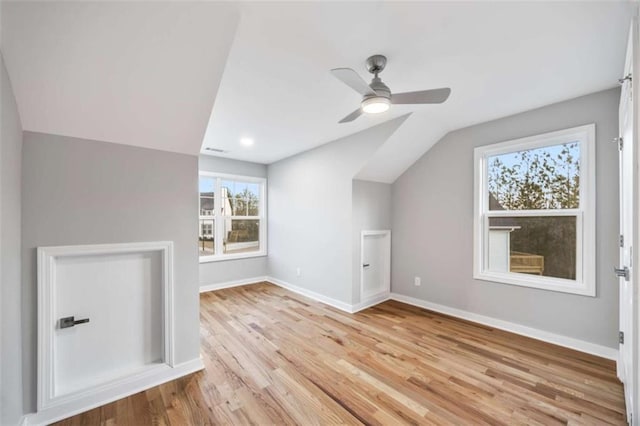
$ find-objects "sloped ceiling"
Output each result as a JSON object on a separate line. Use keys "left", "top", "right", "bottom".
{"left": 202, "top": 2, "right": 634, "bottom": 182}
{"left": 1, "top": 1, "right": 239, "bottom": 155}
{"left": 1, "top": 2, "right": 635, "bottom": 182}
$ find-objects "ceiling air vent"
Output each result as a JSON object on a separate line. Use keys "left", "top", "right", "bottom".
{"left": 204, "top": 147, "right": 228, "bottom": 153}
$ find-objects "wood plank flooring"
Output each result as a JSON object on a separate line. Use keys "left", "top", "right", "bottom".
{"left": 55, "top": 282, "right": 626, "bottom": 425}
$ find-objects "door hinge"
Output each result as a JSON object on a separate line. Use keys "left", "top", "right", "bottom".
{"left": 619, "top": 74, "right": 633, "bottom": 101}
{"left": 614, "top": 136, "right": 624, "bottom": 150}
{"left": 619, "top": 331, "right": 625, "bottom": 344}
{"left": 619, "top": 74, "right": 632, "bottom": 85}
{"left": 620, "top": 234, "right": 625, "bottom": 247}
{"left": 615, "top": 266, "right": 630, "bottom": 281}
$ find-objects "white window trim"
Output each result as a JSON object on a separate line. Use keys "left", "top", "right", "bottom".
{"left": 473, "top": 124, "right": 596, "bottom": 297}
{"left": 199, "top": 172, "right": 267, "bottom": 263}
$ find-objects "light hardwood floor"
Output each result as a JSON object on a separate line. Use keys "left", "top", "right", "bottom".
{"left": 55, "top": 282, "right": 626, "bottom": 425}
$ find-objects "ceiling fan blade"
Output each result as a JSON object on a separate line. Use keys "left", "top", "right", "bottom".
{"left": 391, "top": 88, "right": 451, "bottom": 104}
{"left": 338, "top": 108, "right": 363, "bottom": 123}
{"left": 331, "top": 68, "right": 376, "bottom": 96}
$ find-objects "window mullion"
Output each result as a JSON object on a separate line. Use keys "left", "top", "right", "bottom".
{"left": 215, "top": 177, "right": 223, "bottom": 256}
{"left": 486, "top": 209, "right": 581, "bottom": 217}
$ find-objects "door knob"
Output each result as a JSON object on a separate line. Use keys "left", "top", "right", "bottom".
{"left": 59, "top": 316, "right": 90, "bottom": 329}
{"left": 614, "top": 266, "right": 630, "bottom": 281}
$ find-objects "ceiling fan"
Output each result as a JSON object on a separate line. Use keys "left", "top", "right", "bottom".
{"left": 331, "top": 54, "right": 451, "bottom": 123}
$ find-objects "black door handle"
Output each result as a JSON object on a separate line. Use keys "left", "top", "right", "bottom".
{"left": 59, "top": 316, "right": 90, "bottom": 329}
{"left": 363, "top": 263, "right": 370, "bottom": 268}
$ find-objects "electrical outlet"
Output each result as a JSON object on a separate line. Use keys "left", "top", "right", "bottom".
{"left": 414, "top": 276, "right": 421, "bottom": 286}
{"left": 296, "top": 267, "right": 301, "bottom": 277}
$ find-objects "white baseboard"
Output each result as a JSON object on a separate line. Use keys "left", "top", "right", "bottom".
{"left": 266, "top": 276, "right": 355, "bottom": 313}
{"left": 351, "top": 292, "right": 390, "bottom": 313}
{"left": 390, "top": 292, "right": 618, "bottom": 361}
{"left": 203, "top": 278, "right": 617, "bottom": 361}
{"left": 201, "top": 275, "right": 387, "bottom": 314}
{"left": 23, "top": 358, "right": 204, "bottom": 426}
{"left": 200, "top": 276, "right": 268, "bottom": 293}
{"left": 617, "top": 351, "right": 624, "bottom": 381}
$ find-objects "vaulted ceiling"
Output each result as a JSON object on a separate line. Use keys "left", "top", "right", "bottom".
{"left": 1, "top": 2, "right": 635, "bottom": 182}
{"left": 1, "top": 1, "right": 239, "bottom": 155}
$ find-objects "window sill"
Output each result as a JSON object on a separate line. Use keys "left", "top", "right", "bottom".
{"left": 474, "top": 271, "right": 595, "bottom": 297}
{"left": 199, "top": 251, "right": 267, "bottom": 264}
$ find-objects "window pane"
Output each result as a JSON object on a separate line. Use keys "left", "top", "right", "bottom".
{"left": 199, "top": 219, "right": 215, "bottom": 257}
{"left": 488, "top": 142, "right": 580, "bottom": 210}
{"left": 199, "top": 176, "right": 215, "bottom": 193}
{"left": 245, "top": 183, "right": 260, "bottom": 198}
{"left": 248, "top": 198, "right": 259, "bottom": 216}
{"left": 200, "top": 197, "right": 214, "bottom": 216}
{"left": 223, "top": 219, "right": 260, "bottom": 254}
{"left": 220, "top": 179, "right": 233, "bottom": 216}
{"left": 221, "top": 179, "right": 235, "bottom": 198}
{"left": 221, "top": 180, "right": 260, "bottom": 217}
{"left": 242, "top": 182, "right": 260, "bottom": 216}
{"left": 199, "top": 177, "right": 215, "bottom": 215}
{"left": 222, "top": 196, "right": 233, "bottom": 216}
{"left": 234, "top": 198, "right": 248, "bottom": 216}
{"left": 488, "top": 216, "right": 576, "bottom": 280}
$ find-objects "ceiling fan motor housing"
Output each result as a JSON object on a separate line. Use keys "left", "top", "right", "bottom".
{"left": 366, "top": 55, "right": 391, "bottom": 100}
{"left": 362, "top": 76, "right": 391, "bottom": 114}
{"left": 368, "top": 76, "right": 391, "bottom": 99}
{"left": 366, "top": 54, "right": 387, "bottom": 74}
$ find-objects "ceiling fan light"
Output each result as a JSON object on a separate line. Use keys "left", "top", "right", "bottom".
{"left": 361, "top": 96, "right": 390, "bottom": 114}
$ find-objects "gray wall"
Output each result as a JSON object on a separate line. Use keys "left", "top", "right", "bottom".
{"left": 198, "top": 156, "right": 268, "bottom": 287}
{"left": 1, "top": 53, "right": 23, "bottom": 426}
{"left": 392, "top": 88, "right": 620, "bottom": 347}
{"left": 200, "top": 155, "right": 267, "bottom": 179}
{"left": 21, "top": 132, "right": 201, "bottom": 414}
{"left": 352, "top": 179, "right": 392, "bottom": 303}
{"left": 268, "top": 116, "right": 407, "bottom": 304}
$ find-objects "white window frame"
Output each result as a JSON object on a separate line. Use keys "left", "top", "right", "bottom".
{"left": 199, "top": 172, "right": 267, "bottom": 263}
{"left": 473, "top": 124, "right": 596, "bottom": 297}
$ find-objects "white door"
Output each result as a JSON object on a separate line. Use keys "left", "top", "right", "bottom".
{"left": 618, "top": 19, "right": 638, "bottom": 425}
{"left": 361, "top": 231, "right": 391, "bottom": 301}
{"left": 38, "top": 242, "right": 173, "bottom": 410}
{"left": 54, "top": 252, "right": 164, "bottom": 397}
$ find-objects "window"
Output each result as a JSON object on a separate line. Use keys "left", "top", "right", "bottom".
{"left": 473, "top": 124, "right": 595, "bottom": 296}
{"left": 199, "top": 172, "right": 266, "bottom": 262}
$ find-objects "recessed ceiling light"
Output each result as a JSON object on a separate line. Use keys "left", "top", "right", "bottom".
{"left": 240, "top": 137, "right": 254, "bottom": 147}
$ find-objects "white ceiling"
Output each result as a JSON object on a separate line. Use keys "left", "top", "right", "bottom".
{"left": 1, "top": 2, "right": 635, "bottom": 182}
{"left": 1, "top": 1, "right": 239, "bottom": 155}
{"left": 202, "top": 1, "right": 634, "bottom": 182}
